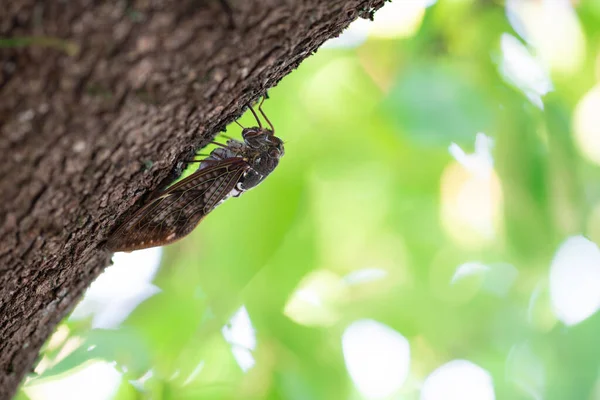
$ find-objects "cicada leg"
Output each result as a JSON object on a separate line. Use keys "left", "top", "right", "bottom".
{"left": 258, "top": 97, "right": 274, "bottom": 133}
{"left": 248, "top": 104, "right": 262, "bottom": 129}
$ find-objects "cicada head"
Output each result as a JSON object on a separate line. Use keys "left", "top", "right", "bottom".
{"left": 241, "top": 127, "right": 284, "bottom": 178}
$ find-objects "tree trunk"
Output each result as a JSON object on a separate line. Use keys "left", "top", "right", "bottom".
{"left": 0, "top": 0, "right": 386, "bottom": 397}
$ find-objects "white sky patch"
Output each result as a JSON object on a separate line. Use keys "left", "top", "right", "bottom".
{"left": 129, "top": 369, "right": 153, "bottom": 391}
{"left": 505, "top": 0, "right": 585, "bottom": 75}
{"left": 449, "top": 133, "right": 494, "bottom": 179}
{"left": 324, "top": 18, "right": 371, "bottom": 49}
{"left": 421, "top": 360, "right": 495, "bottom": 400}
{"left": 71, "top": 248, "right": 162, "bottom": 329}
{"left": 499, "top": 33, "right": 553, "bottom": 109}
{"left": 549, "top": 235, "right": 600, "bottom": 326}
{"left": 230, "top": 348, "right": 255, "bottom": 373}
{"left": 222, "top": 306, "right": 256, "bottom": 372}
{"left": 342, "top": 319, "right": 410, "bottom": 399}
{"left": 324, "top": 0, "right": 437, "bottom": 48}
{"left": 25, "top": 361, "right": 122, "bottom": 400}
{"left": 369, "top": 0, "right": 436, "bottom": 39}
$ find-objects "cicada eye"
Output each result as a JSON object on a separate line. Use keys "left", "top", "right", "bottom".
{"left": 268, "top": 148, "right": 280, "bottom": 158}
{"left": 242, "top": 127, "right": 260, "bottom": 140}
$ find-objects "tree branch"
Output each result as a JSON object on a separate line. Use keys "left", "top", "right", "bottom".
{"left": 0, "top": 0, "right": 386, "bottom": 397}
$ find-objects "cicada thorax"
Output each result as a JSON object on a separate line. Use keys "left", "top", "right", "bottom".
{"left": 235, "top": 127, "right": 283, "bottom": 191}
{"left": 106, "top": 98, "right": 284, "bottom": 252}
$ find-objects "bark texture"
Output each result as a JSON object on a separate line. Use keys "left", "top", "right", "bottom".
{"left": 0, "top": 0, "right": 386, "bottom": 397}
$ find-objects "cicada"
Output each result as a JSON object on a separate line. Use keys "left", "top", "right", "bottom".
{"left": 106, "top": 99, "right": 284, "bottom": 252}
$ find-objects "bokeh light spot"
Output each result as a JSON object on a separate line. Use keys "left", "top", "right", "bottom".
{"left": 284, "top": 270, "right": 344, "bottom": 326}
{"left": 549, "top": 235, "right": 600, "bottom": 326}
{"left": 421, "top": 360, "right": 495, "bottom": 400}
{"left": 506, "top": 0, "right": 585, "bottom": 75}
{"left": 70, "top": 248, "right": 162, "bottom": 329}
{"left": 342, "top": 319, "right": 410, "bottom": 399}
{"left": 222, "top": 306, "right": 256, "bottom": 372}
{"left": 442, "top": 134, "right": 503, "bottom": 248}
{"left": 499, "top": 33, "right": 552, "bottom": 108}
{"left": 324, "top": 0, "right": 435, "bottom": 48}
{"left": 574, "top": 85, "right": 600, "bottom": 165}
{"left": 25, "top": 361, "right": 122, "bottom": 400}
{"left": 369, "top": 0, "right": 434, "bottom": 39}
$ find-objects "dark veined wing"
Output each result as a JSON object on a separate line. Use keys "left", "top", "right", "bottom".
{"left": 106, "top": 158, "right": 249, "bottom": 252}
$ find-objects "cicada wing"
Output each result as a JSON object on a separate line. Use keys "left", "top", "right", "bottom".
{"left": 106, "top": 158, "right": 248, "bottom": 252}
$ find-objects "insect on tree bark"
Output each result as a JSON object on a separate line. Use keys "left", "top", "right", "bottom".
{"left": 106, "top": 98, "right": 284, "bottom": 252}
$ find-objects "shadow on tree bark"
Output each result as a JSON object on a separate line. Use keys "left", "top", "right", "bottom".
{"left": 0, "top": 0, "right": 386, "bottom": 397}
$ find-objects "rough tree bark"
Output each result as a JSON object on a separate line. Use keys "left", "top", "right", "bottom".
{"left": 0, "top": 0, "right": 387, "bottom": 397}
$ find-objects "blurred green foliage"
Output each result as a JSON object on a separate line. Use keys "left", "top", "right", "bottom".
{"left": 20, "top": 1, "right": 600, "bottom": 399}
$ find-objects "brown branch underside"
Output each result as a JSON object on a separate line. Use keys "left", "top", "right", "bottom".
{"left": 0, "top": 0, "right": 386, "bottom": 397}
